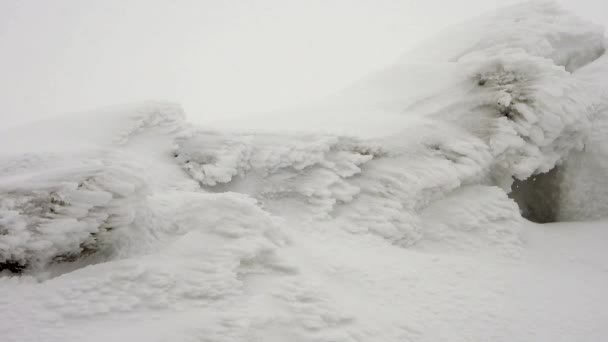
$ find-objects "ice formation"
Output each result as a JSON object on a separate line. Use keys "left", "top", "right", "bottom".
{"left": 1, "top": 2, "right": 607, "bottom": 342}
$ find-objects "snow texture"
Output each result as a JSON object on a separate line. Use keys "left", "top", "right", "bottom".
{"left": 1, "top": 2, "right": 608, "bottom": 342}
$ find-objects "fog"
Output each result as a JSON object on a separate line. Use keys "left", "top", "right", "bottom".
{"left": 1, "top": 0, "right": 606, "bottom": 127}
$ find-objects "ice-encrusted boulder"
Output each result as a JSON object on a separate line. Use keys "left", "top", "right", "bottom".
{"left": 0, "top": 102, "right": 186, "bottom": 271}
{"left": 0, "top": 153, "right": 146, "bottom": 271}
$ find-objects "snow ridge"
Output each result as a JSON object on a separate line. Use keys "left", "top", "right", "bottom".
{"left": 403, "top": 2, "right": 606, "bottom": 71}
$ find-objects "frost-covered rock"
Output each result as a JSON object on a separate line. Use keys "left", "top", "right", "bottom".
{"left": 0, "top": 153, "right": 147, "bottom": 271}
{"left": 447, "top": 50, "right": 594, "bottom": 186}
{"left": 0, "top": 103, "right": 186, "bottom": 271}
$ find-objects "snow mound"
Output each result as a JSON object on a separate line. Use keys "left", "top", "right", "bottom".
{"left": 402, "top": 1, "right": 606, "bottom": 71}
{"left": 444, "top": 49, "right": 593, "bottom": 185}
{"left": 1, "top": 1, "right": 606, "bottom": 273}
{"left": 0, "top": 103, "right": 186, "bottom": 271}
{"left": 0, "top": 153, "right": 146, "bottom": 271}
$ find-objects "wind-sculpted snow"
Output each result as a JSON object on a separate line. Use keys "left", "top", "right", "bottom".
{"left": 173, "top": 124, "right": 521, "bottom": 250}
{"left": 447, "top": 50, "right": 593, "bottom": 185}
{"left": 0, "top": 152, "right": 147, "bottom": 271}
{"left": 171, "top": 28, "right": 601, "bottom": 247}
{"left": 174, "top": 131, "right": 382, "bottom": 217}
{"left": 556, "top": 54, "right": 608, "bottom": 221}
{"left": 403, "top": 1, "right": 606, "bottom": 71}
{"left": 0, "top": 102, "right": 186, "bottom": 272}
{"left": 1, "top": 3, "right": 608, "bottom": 342}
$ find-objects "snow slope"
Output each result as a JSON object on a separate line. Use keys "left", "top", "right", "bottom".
{"left": 1, "top": 2, "right": 608, "bottom": 341}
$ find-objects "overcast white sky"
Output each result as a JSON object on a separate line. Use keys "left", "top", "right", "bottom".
{"left": 1, "top": 0, "right": 606, "bottom": 127}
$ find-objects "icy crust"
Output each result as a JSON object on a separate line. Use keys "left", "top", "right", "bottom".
{"left": 0, "top": 103, "right": 186, "bottom": 272}
{"left": 174, "top": 131, "right": 381, "bottom": 215}
{"left": 1, "top": 192, "right": 294, "bottom": 341}
{"left": 402, "top": 1, "right": 606, "bottom": 72}
{"left": 450, "top": 50, "right": 593, "bottom": 186}
{"left": 173, "top": 120, "right": 521, "bottom": 251}
{"left": 400, "top": 2, "right": 604, "bottom": 188}
{"left": 0, "top": 153, "right": 147, "bottom": 271}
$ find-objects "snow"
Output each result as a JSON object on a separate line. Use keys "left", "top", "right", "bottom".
{"left": 401, "top": 1, "right": 606, "bottom": 71}
{"left": 1, "top": 2, "right": 608, "bottom": 341}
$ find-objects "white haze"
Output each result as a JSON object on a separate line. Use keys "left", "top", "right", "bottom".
{"left": 0, "top": 0, "right": 606, "bottom": 128}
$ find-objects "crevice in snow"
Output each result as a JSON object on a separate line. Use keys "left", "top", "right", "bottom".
{"left": 509, "top": 167, "right": 562, "bottom": 223}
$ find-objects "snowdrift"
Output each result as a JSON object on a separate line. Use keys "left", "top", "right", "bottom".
{"left": 1, "top": 2, "right": 608, "bottom": 342}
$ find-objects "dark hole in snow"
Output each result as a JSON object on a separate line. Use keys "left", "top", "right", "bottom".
{"left": 0, "top": 260, "right": 26, "bottom": 274}
{"left": 509, "top": 167, "right": 561, "bottom": 223}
